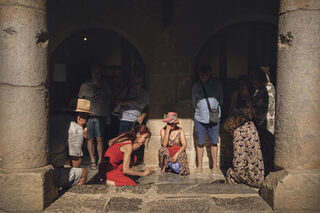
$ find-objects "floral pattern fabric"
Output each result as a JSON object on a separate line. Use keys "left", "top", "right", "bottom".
{"left": 226, "top": 121, "right": 265, "bottom": 188}
{"left": 158, "top": 128, "right": 190, "bottom": 176}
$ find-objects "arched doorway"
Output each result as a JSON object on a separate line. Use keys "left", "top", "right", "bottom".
{"left": 49, "top": 29, "right": 145, "bottom": 116}
{"left": 195, "top": 22, "right": 277, "bottom": 169}
{"left": 196, "top": 21, "right": 277, "bottom": 118}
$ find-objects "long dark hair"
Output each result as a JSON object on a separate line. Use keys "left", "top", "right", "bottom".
{"left": 110, "top": 124, "right": 151, "bottom": 145}
{"left": 224, "top": 107, "right": 254, "bottom": 135}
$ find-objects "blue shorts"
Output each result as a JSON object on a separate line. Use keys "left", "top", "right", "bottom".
{"left": 194, "top": 119, "right": 220, "bottom": 145}
{"left": 119, "top": 120, "right": 136, "bottom": 134}
{"left": 87, "top": 116, "right": 105, "bottom": 139}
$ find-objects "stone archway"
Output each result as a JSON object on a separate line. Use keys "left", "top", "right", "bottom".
{"left": 49, "top": 28, "right": 146, "bottom": 117}
{"left": 193, "top": 21, "right": 277, "bottom": 170}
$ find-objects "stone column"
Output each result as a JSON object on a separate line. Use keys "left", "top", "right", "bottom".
{"left": 262, "top": 0, "right": 320, "bottom": 210}
{"left": 0, "top": 0, "right": 58, "bottom": 211}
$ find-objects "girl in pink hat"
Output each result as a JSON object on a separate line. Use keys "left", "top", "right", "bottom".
{"left": 158, "top": 112, "right": 190, "bottom": 175}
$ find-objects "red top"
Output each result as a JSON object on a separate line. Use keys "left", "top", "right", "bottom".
{"left": 99, "top": 142, "right": 137, "bottom": 186}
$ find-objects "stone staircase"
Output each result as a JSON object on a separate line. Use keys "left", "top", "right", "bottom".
{"left": 45, "top": 169, "right": 272, "bottom": 212}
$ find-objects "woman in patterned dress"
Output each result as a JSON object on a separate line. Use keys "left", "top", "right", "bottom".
{"left": 224, "top": 107, "right": 265, "bottom": 188}
{"left": 158, "top": 112, "right": 190, "bottom": 176}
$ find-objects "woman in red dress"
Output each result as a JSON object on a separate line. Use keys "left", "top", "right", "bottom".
{"left": 98, "top": 124, "right": 153, "bottom": 185}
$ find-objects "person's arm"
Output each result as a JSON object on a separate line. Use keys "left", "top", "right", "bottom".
{"left": 137, "top": 105, "right": 149, "bottom": 124}
{"left": 121, "top": 143, "right": 152, "bottom": 176}
{"left": 171, "top": 129, "right": 187, "bottom": 162}
{"left": 115, "top": 87, "right": 135, "bottom": 106}
{"left": 160, "top": 125, "right": 172, "bottom": 147}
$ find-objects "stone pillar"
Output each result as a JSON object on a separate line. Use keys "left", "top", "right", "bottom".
{"left": 0, "top": 0, "right": 58, "bottom": 211}
{"left": 261, "top": 0, "right": 320, "bottom": 210}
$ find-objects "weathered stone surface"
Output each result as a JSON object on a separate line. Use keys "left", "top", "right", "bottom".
{"left": 276, "top": 9, "right": 320, "bottom": 170}
{"left": 262, "top": 169, "right": 320, "bottom": 210}
{"left": 149, "top": 75, "right": 176, "bottom": 105}
{"left": 68, "top": 184, "right": 110, "bottom": 194}
{"left": 115, "top": 184, "right": 152, "bottom": 194}
{"left": 0, "top": 165, "right": 58, "bottom": 211}
{"left": 157, "top": 183, "right": 256, "bottom": 194}
{"left": 105, "top": 197, "right": 142, "bottom": 212}
{"left": 0, "top": 1, "right": 48, "bottom": 86}
{"left": 212, "top": 196, "right": 272, "bottom": 211}
{"left": 45, "top": 193, "right": 107, "bottom": 212}
{"left": 147, "top": 199, "right": 211, "bottom": 213}
{"left": 177, "top": 75, "right": 192, "bottom": 102}
{"left": 0, "top": 0, "right": 46, "bottom": 10}
{"left": 0, "top": 86, "right": 49, "bottom": 169}
{"left": 144, "top": 135, "right": 161, "bottom": 167}
{"left": 280, "top": 0, "right": 320, "bottom": 13}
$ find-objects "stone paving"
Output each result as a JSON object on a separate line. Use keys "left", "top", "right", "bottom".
{"left": 45, "top": 168, "right": 274, "bottom": 213}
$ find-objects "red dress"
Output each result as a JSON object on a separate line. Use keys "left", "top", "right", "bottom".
{"left": 99, "top": 142, "right": 137, "bottom": 186}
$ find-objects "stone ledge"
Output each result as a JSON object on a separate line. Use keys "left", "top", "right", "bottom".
{"left": 261, "top": 169, "right": 320, "bottom": 210}
{"left": 0, "top": 165, "right": 58, "bottom": 211}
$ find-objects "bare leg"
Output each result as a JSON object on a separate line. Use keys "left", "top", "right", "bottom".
{"left": 106, "top": 180, "right": 116, "bottom": 185}
{"left": 96, "top": 137, "right": 104, "bottom": 165}
{"left": 196, "top": 145, "right": 204, "bottom": 172}
{"left": 211, "top": 145, "right": 218, "bottom": 168}
{"left": 77, "top": 168, "right": 87, "bottom": 185}
{"left": 70, "top": 156, "right": 82, "bottom": 168}
{"left": 87, "top": 138, "right": 95, "bottom": 163}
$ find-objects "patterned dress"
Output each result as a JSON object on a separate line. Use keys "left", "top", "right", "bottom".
{"left": 158, "top": 128, "right": 190, "bottom": 176}
{"left": 226, "top": 121, "right": 265, "bottom": 188}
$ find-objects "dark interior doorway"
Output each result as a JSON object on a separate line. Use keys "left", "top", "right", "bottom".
{"left": 195, "top": 22, "right": 277, "bottom": 169}
{"left": 49, "top": 29, "right": 145, "bottom": 117}
{"left": 195, "top": 22, "right": 277, "bottom": 118}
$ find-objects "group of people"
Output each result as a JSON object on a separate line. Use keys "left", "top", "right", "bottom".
{"left": 49, "top": 63, "right": 275, "bottom": 189}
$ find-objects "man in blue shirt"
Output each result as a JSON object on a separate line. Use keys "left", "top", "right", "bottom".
{"left": 192, "top": 65, "right": 223, "bottom": 175}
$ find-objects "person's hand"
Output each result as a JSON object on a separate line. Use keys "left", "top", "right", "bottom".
{"left": 171, "top": 154, "right": 178, "bottom": 163}
{"left": 137, "top": 115, "right": 144, "bottom": 124}
{"left": 143, "top": 168, "right": 153, "bottom": 176}
{"left": 165, "top": 124, "right": 173, "bottom": 132}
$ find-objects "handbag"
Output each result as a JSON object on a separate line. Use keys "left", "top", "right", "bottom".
{"left": 200, "top": 81, "right": 219, "bottom": 125}
{"left": 168, "top": 162, "right": 181, "bottom": 174}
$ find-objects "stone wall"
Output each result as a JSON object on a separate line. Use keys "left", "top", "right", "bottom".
{"left": 47, "top": 0, "right": 278, "bottom": 168}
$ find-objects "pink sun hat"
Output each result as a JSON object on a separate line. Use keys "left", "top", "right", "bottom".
{"left": 162, "top": 112, "right": 179, "bottom": 124}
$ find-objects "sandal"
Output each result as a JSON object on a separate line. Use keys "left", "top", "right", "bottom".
{"left": 89, "top": 162, "right": 97, "bottom": 170}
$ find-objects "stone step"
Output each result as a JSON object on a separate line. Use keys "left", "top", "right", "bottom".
{"left": 45, "top": 183, "right": 272, "bottom": 212}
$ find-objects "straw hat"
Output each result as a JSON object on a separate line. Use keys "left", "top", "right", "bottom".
{"left": 162, "top": 112, "right": 179, "bottom": 124}
{"left": 62, "top": 98, "right": 94, "bottom": 114}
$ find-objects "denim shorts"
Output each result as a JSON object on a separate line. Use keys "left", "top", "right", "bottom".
{"left": 119, "top": 120, "right": 136, "bottom": 134}
{"left": 87, "top": 116, "right": 105, "bottom": 139}
{"left": 194, "top": 119, "right": 220, "bottom": 145}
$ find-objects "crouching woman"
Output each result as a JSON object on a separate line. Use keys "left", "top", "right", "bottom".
{"left": 224, "top": 108, "right": 264, "bottom": 188}
{"left": 99, "top": 124, "right": 153, "bottom": 185}
{"left": 158, "top": 112, "right": 190, "bottom": 176}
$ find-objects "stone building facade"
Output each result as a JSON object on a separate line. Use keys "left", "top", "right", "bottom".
{"left": 0, "top": 0, "right": 319, "bottom": 211}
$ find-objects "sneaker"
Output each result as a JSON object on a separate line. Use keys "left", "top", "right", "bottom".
{"left": 195, "top": 167, "right": 203, "bottom": 175}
